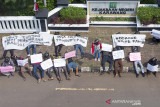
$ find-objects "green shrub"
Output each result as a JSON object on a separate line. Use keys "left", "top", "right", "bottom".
{"left": 60, "top": 6, "right": 86, "bottom": 21}
{"left": 140, "top": 0, "right": 157, "bottom": 4}
{"left": 37, "top": 0, "right": 56, "bottom": 11}
{"left": 137, "top": 7, "right": 160, "bottom": 24}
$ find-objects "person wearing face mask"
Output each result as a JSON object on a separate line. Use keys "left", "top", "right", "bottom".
{"left": 1, "top": 57, "right": 15, "bottom": 78}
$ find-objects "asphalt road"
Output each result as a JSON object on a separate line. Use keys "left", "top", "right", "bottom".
{"left": 0, "top": 72, "right": 160, "bottom": 107}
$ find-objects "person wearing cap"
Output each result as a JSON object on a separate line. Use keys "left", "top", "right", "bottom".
{"left": 1, "top": 57, "right": 15, "bottom": 77}
{"left": 74, "top": 33, "right": 84, "bottom": 58}
{"left": 17, "top": 56, "right": 32, "bottom": 81}
{"left": 91, "top": 39, "right": 102, "bottom": 61}
{"left": 147, "top": 57, "right": 158, "bottom": 77}
{"left": 131, "top": 46, "right": 145, "bottom": 78}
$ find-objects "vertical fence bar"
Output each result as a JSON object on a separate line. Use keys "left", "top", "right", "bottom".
{"left": 0, "top": 21, "right": 2, "bottom": 30}
{"left": 18, "top": 20, "right": 22, "bottom": 30}
{"left": 1, "top": 21, "right": 6, "bottom": 30}
{"left": 38, "top": 19, "right": 41, "bottom": 32}
{"left": 26, "top": 20, "right": 30, "bottom": 29}
{"left": 10, "top": 21, "right": 15, "bottom": 30}
{"left": 22, "top": 20, "right": 26, "bottom": 29}
{"left": 14, "top": 20, "right": 18, "bottom": 29}
{"left": 30, "top": 20, "right": 34, "bottom": 29}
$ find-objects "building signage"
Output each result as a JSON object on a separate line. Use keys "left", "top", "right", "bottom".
{"left": 88, "top": 1, "right": 138, "bottom": 16}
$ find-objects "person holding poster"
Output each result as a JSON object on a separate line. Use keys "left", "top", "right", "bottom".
{"left": 43, "top": 52, "right": 54, "bottom": 80}
{"left": 113, "top": 46, "right": 124, "bottom": 77}
{"left": 131, "top": 46, "right": 145, "bottom": 78}
{"left": 32, "top": 52, "right": 46, "bottom": 83}
{"left": 100, "top": 51, "right": 113, "bottom": 75}
{"left": 54, "top": 56, "right": 70, "bottom": 82}
{"left": 17, "top": 57, "right": 32, "bottom": 81}
{"left": 1, "top": 57, "right": 14, "bottom": 77}
{"left": 91, "top": 39, "right": 102, "bottom": 61}
{"left": 27, "top": 44, "right": 36, "bottom": 56}
{"left": 74, "top": 33, "right": 84, "bottom": 58}
{"left": 54, "top": 32, "right": 63, "bottom": 57}
{"left": 147, "top": 57, "right": 158, "bottom": 77}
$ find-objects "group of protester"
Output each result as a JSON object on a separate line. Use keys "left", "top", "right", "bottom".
{"left": 0, "top": 32, "right": 159, "bottom": 83}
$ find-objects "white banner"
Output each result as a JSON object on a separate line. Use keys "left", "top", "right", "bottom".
{"left": 17, "top": 59, "right": 28, "bottom": 66}
{"left": 112, "top": 50, "right": 125, "bottom": 60}
{"left": 40, "top": 59, "right": 53, "bottom": 70}
{"left": 112, "top": 34, "right": 146, "bottom": 47}
{"left": 2, "top": 33, "right": 54, "bottom": 50}
{"left": 102, "top": 43, "right": 112, "bottom": 52}
{"left": 54, "top": 35, "right": 88, "bottom": 47}
{"left": 147, "top": 63, "right": 159, "bottom": 72}
{"left": 151, "top": 29, "right": 160, "bottom": 39}
{"left": 54, "top": 58, "right": 66, "bottom": 67}
{"left": 31, "top": 54, "right": 43, "bottom": 64}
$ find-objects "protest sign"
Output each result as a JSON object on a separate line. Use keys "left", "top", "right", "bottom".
{"left": 65, "top": 50, "right": 76, "bottom": 59}
{"left": 112, "top": 50, "right": 125, "bottom": 60}
{"left": 17, "top": 59, "right": 28, "bottom": 66}
{"left": 40, "top": 59, "right": 53, "bottom": 70}
{"left": 54, "top": 35, "right": 88, "bottom": 47}
{"left": 112, "top": 34, "right": 146, "bottom": 47}
{"left": 129, "top": 52, "right": 141, "bottom": 61}
{"left": 2, "top": 33, "right": 54, "bottom": 50}
{"left": 31, "top": 54, "right": 43, "bottom": 64}
{"left": 54, "top": 58, "right": 66, "bottom": 67}
{"left": 151, "top": 29, "right": 160, "bottom": 39}
{"left": 0, "top": 66, "right": 14, "bottom": 73}
{"left": 102, "top": 43, "right": 112, "bottom": 52}
{"left": 147, "top": 63, "right": 159, "bottom": 72}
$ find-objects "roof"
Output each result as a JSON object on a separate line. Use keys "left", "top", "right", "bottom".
{"left": 35, "top": 9, "right": 49, "bottom": 19}
{"left": 57, "top": 0, "right": 69, "bottom": 5}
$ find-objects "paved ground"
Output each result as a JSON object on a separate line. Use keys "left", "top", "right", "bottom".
{"left": 0, "top": 72, "right": 160, "bottom": 107}
{"left": 0, "top": 27, "right": 160, "bottom": 68}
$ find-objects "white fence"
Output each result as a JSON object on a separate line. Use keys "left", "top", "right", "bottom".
{"left": 0, "top": 16, "right": 41, "bottom": 33}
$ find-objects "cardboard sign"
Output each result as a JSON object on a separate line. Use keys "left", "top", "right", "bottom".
{"left": 2, "top": 33, "right": 54, "bottom": 50}
{"left": 102, "top": 43, "right": 112, "bottom": 52}
{"left": 65, "top": 50, "right": 76, "bottom": 59}
{"left": 112, "top": 34, "right": 146, "bottom": 47}
{"left": 40, "top": 59, "right": 53, "bottom": 70}
{"left": 17, "top": 59, "right": 28, "bottom": 66}
{"left": 54, "top": 58, "right": 66, "bottom": 67}
{"left": 31, "top": 54, "right": 43, "bottom": 64}
{"left": 112, "top": 50, "right": 124, "bottom": 60}
{"left": 129, "top": 52, "right": 141, "bottom": 61}
{"left": 0, "top": 66, "right": 14, "bottom": 73}
{"left": 54, "top": 35, "right": 88, "bottom": 47}
{"left": 147, "top": 63, "right": 159, "bottom": 72}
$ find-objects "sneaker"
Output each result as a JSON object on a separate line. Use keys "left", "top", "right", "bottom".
{"left": 142, "top": 73, "right": 145, "bottom": 77}
{"left": 98, "top": 58, "right": 100, "bottom": 61}
{"left": 27, "top": 54, "right": 30, "bottom": 56}
{"left": 136, "top": 74, "right": 139, "bottom": 78}
{"left": 95, "top": 58, "right": 97, "bottom": 61}
{"left": 48, "top": 77, "right": 54, "bottom": 81}
{"left": 37, "top": 79, "right": 41, "bottom": 83}
{"left": 42, "top": 78, "right": 47, "bottom": 82}
{"left": 100, "top": 71, "right": 105, "bottom": 75}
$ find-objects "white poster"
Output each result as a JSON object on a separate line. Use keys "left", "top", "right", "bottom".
{"left": 112, "top": 50, "right": 125, "bottom": 60}
{"left": 112, "top": 34, "right": 146, "bottom": 47}
{"left": 54, "top": 58, "right": 66, "bottom": 67}
{"left": 54, "top": 35, "right": 88, "bottom": 47}
{"left": 102, "top": 43, "right": 112, "bottom": 52}
{"left": 40, "top": 59, "right": 53, "bottom": 70}
{"left": 147, "top": 63, "right": 159, "bottom": 72}
{"left": 17, "top": 59, "right": 28, "bottom": 66}
{"left": 31, "top": 54, "right": 43, "bottom": 64}
{"left": 2, "top": 33, "right": 54, "bottom": 50}
{"left": 151, "top": 29, "right": 160, "bottom": 39}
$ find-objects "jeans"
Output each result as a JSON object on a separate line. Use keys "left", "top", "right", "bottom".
{"left": 94, "top": 51, "right": 100, "bottom": 59}
{"left": 67, "top": 62, "right": 78, "bottom": 70}
{"left": 74, "top": 44, "right": 84, "bottom": 56}
{"left": 3, "top": 50, "right": 14, "bottom": 58}
{"left": 102, "top": 56, "right": 113, "bottom": 71}
{"left": 134, "top": 61, "right": 144, "bottom": 74}
{"left": 27, "top": 44, "right": 36, "bottom": 55}
{"left": 55, "top": 66, "right": 69, "bottom": 80}
{"left": 33, "top": 64, "right": 44, "bottom": 80}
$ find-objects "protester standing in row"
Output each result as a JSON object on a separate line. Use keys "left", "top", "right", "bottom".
{"left": 92, "top": 39, "right": 102, "bottom": 61}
